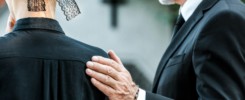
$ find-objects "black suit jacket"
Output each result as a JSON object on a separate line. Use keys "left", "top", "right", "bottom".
{"left": 0, "top": 18, "right": 107, "bottom": 100}
{"left": 147, "top": 0, "right": 245, "bottom": 99}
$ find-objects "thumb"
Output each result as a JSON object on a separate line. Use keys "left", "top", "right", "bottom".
{"left": 108, "top": 50, "right": 123, "bottom": 65}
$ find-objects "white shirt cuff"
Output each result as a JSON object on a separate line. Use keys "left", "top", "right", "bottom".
{"left": 137, "top": 88, "right": 146, "bottom": 100}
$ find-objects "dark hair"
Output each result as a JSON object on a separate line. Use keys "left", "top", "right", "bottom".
{"left": 28, "top": 0, "right": 46, "bottom": 11}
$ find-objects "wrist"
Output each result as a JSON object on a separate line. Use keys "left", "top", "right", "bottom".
{"left": 134, "top": 86, "right": 139, "bottom": 100}
{"left": 132, "top": 83, "right": 139, "bottom": 100}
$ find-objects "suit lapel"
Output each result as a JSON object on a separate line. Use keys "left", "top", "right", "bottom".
{"left": 152, "top": 0, "right": 219, "bottom": 92}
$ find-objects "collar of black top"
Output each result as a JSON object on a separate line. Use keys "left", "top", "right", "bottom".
{"left": 12, "top": 18, "right": 65, "bottom": 34}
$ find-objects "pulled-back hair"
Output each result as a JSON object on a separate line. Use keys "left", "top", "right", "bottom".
{"left": 28, "top": 0, "right": 46, "bottom": 11}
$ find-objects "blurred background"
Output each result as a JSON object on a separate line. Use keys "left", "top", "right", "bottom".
{"left": 0, "top": 0, "right": 245, "bottom": 91}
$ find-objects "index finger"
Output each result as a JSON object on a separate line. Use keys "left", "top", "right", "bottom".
{"left": 91, "top": 56, "right": 123, "bottom": 72}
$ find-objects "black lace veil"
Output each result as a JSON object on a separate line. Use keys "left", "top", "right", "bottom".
{"left": 28, "top": 0, "right": 81, "bottom": 21}
{"left": 56, "top": 0, "right": 81, "bottom": 21}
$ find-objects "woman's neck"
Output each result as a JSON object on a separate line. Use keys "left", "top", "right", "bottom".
{"left": 14, "top": 11, "right": 56, "bottom": 20}
{"left": 11, "top": 0, "right": 56, "bottom": 20}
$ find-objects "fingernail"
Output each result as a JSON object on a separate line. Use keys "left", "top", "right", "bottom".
{"left": 107, "top": 50, "right": 112, "bottom": 53}
{"left": 92, "top": 56, "right": 99, "bottom": 61}
{"left": 87, "top": 61, "right": 94, "bottom": 67}
{"left": 108, "top": 50, "right": 113, "bottom": 54}
{"left": 86, "top": 69, "right": 92, "bottom": 75}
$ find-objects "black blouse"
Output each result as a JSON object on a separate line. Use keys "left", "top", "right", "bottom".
{"left": 0, "top": 18, "right": 107, "bottom": 100}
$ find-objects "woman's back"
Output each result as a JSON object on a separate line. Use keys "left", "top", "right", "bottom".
{"left": 0, "top": 18, "right": 107, "bottom": 100}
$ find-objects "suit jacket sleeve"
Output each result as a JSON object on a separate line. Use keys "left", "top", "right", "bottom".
{"left": 193, "top": 10, "right": 245, "bottom": 99}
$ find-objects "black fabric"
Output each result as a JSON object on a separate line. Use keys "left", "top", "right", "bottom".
{"left": 148, "top": 0, "right": 245, "bottom": 99}
{"left": 172, "top": 14, "right": 185, "bottom": 37}
{"left": 0, "top": 18, "right": 107, "bottom": 100}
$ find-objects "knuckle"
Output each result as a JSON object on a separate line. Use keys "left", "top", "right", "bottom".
{"left": 110, "top": 60, "right": 116, "bottom": 66}
{"left": 115, "top": 73, "right": 121, "bottom": 80}
{"left": 92, "top": 62, "right": 99, "bottom": 69}
{"left": 107, "top": 67, "right": 113, "bottom": 74}
{"left": 105, "top": 75, "right": 111, "bottom": 83}
{"left": 109, "top": 69, "right": 116, "bottom": 74}
{"left": 111, "top": 81, "right": 117, "bottom": 88}
{"left": 107, "top": 89, "right": 114, "bottom": 96}
{"left": 99, "top": 56, "right": 105, "bottom": 62}
{"left": 118, "top": 82, "right": 125, "bottom": 89}
{"left": 95, "top": 62, "right": 104, "bottom": 70}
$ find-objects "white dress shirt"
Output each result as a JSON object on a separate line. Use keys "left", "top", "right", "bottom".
{"left": 180, "top": 0, "right": 203, "bottom": 21}
{"left": 137, "top": 0, "right": 202, "bottom": 100}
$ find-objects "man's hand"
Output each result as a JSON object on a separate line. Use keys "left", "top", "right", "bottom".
{"left": 86, "top": 50, "right": 139, "bottom": 100}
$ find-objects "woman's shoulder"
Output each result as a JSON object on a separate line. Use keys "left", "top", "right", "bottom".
{"left": 60, "top": 35, "right": 109, "bottom": 62}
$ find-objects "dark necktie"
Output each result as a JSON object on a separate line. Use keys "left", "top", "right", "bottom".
{"left": 172, "top": 14, "right": 185, "bottom": 37}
